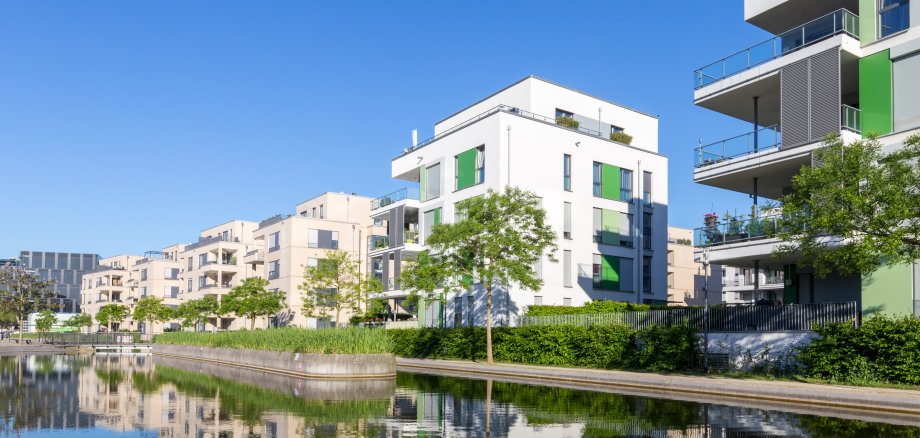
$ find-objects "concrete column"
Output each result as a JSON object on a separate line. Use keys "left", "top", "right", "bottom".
{"left": 753, "top": 96, "right": 760, "bottom": 152}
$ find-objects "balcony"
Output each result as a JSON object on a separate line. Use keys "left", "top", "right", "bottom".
{"left": 694, "top": 214, "right": 785, "bottom": 247}
{"left": 695, "top": 125, "right": 781, "bottom": 168}
{"left": 723, "top": 272, "right": 785, "bottom": 288}
{"left": 694, "top": 9, "right": 858, "bottom": 89}
{"left": 371, "top": 188, "right": 419, "bottom": 210}
{"left": 185, "top": 235, "right": 241, "bottom": 252}
{"left": 841, "top": 105, "right": 860, "bottom": 133}
{"left": 369, "top": 235, "right": 390, "bottom": 252}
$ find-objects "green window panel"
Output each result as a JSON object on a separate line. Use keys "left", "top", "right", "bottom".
{"left": 859, "top": 0, "right": 877, "bottom": 45}
{"left": 783, "top": 264, "right": 798, "bottom": 304}
{"left": 419, "top": 165, "right": 427, "bottom": 202}
{"left": 601, "top": 164, "right": 620, "bottom": 200}
{"left": 455, "top": 148, "right": 478, "bottom": 191}
{"left": 860, "top": 50, "right": 893, "bottom": 136}
{"left": 601, "top": 254, "right": 620, "bottom": 291}
{"left": 601, "top": 209, "right": 620, "bottom": 245}
{"left": 433, "top": 207, "right": 441, "bottom": 225}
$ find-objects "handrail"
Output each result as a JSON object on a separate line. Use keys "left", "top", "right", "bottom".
{"left": 694, "top": 9, "right": 858, "bottom": 89}
{"left": 371, "top": 188, "right": 420, "bottom": 210}
{"left": 695, "top": 125, "right": 781, "bottom": 168}
{"left": 694, "top": 214, "right": 787, "bottom": 247}
{"left": 841, "top": 105, "right": 861, "bottom": 133}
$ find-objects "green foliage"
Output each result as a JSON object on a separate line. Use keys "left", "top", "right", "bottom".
{"left": 221, "top": 277, "right": 285, "bottom": 329}
{"left": 400, "top": 187, "right": 558, "bottom": 363}
{"left": 609, "top": 131, "right": 633, "bottom": 145}
{"left": 64, "top": 313, "right": 93, "bottom": 332}
{"left": 0, "top": 264, "right": 58, "bottom": 340}
{"left": 775, "top": 134, "right": 920, "bottom": 277}
{"left": 133, "top": 296, "right": 175, "bottom": 333}
{"left": 176, "top": 296, "right": 219, "bottom": 330}
{"left": 388, "top": 325, "right": 699, "bottom": 372}
{"left": 798, "top": 315, "right": 920, "bottom": 385}
{"left": 34, "top": 309, "right": 57, "bottom": 332}
{"left": 300, "top": 250, "right": 378, "bottom": 327}
{"left": 526, "top": 301, "right": 657, "bottom": 316}
{"left": 155, "top": 327, "right": 391, "bottom": 354}
{"left": 555, "top": 116, "right": 580, "bottom": 129}
{"left": 95, "top": 304, "right": 129, "bottom": 331}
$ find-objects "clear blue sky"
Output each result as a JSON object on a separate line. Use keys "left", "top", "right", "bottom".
{"left": 0, "top": 1, "right": 771, "bottom": 258}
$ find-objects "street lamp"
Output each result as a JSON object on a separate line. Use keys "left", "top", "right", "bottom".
{"left": 701, "top": 247, "right": 711, "bottom": 373}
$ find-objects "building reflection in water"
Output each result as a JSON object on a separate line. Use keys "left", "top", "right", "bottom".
{"left": 2, "top": 354, "right": 919, "bottom": 437}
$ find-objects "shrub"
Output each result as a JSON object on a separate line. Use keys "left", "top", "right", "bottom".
{"left": 555, "top": 116, "right": 580, "bottom": 129}
{"left": 610, "top": 131, "right": 633, "bottom": 145}
{"left": 155, "top": 327, "right": 391, "bottom": 354}
{"left": 526, "top": 301, "right": 654, "bottom": 316}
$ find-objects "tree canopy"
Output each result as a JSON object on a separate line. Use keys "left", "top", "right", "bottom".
{"left": 35, "top": 309, "right": 57, "bottom": 333}
{"left": 299, "top": 250, "right": 379, "bottom": 328}
{"left": 221, "top": 277, "right": 284, "bottom": 330}
{"left": 64, "top": 313, "right": 94, "bottom": 332}
{"left": 0, "top": 264, "right": 58, "bottom": 341}
{"left": 775, "top": 134, "right": 920, "bottom": 277}
{"left": 400, "top": 186, "right": 557, "bottom": 363}
{"left": 176, "top": 296, "right": 220, "bottom": 331}
{"left": 96, "top": 304, "right": 130, "bottom": 332}
{"left": 133, "top": 296, "right": 176, "bottom": 333}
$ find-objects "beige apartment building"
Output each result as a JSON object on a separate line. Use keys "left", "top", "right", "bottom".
{"left": 81, "top": 255, "right": 142, "bottom": 331}
{"left": 127, "top": 244, "right": 186, "bottom": 333}
{"left": 667, "top": 227, "right": 722, "bottom": 306}
{"left": 251, "top": 192, "right": 383, "bottom": 328}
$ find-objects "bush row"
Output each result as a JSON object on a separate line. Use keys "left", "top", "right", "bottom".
{"left": 525, "top": 301, "right": 681, "bottom": 316}
{"left": 798, "top": 315, "right": 920, "bottom": 385}
{"left": 388, "top": 324, "right": 700, "bottom": 372}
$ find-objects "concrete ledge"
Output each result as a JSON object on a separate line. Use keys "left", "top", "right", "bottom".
{"left": 397, "top": 358, "right": 920, "bottom": 421}
{"left": 154, "top": 355, "right": 395, "bottom": 401}
{"left": 152, "top": 343, "right": 396, "bottom": 379}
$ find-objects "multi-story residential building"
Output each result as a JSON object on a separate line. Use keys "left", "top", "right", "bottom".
{"left": 179, "top": 220, "right": 260, "bottom": 330}
{"left": 251, "top": 192, "right": 382, "bottom": 328}
{"left": 692, "top": 0, "right": 920, "bottom": 316}
{"left": 667, "top": 227, "right": 722, "bottom": 306}
{"left": 721, "top": 265, "right": 784, "bottom": 305}
{"left": 81, "top": 255, "right": 140, "bottom": 331}
{"left": 127, "top": 244, "right": 185, "bottom": 333}
{"left": 387, "top": 76, "right": 668, "bottom": 327}
{"left": 368, "top": 187, "right": 423, "bottom": 321}
{"left": 17, "top": 251, "right": 100, "bottom": 312}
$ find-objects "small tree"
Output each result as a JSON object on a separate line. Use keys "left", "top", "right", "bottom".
{"left": 775, "top": 134, "right": 920, "bottom": 277}
{"left": 400, "top": 186, "right": 557, "bottom": 363}
{"left": 176, "top": 296, "right": 220, "bottom": 331}
{"left": 299, "top": 250, "right": 374, "bottom": 328}
{"left": 0, "top": 264, "right": 58, "bottom": 342}
{"left": 133, "top": 297, "right": 176, "bottom": 334}
{"left": 96, "top": 304, "right": 129, "bottom": 332}
{"left": 220, "top": 278, "right": 284, "bottom": 330}
{"left": 64, "top": 313, "right": 94, "bottom": 333}
{"left": 35, "top": 309, "right": 57, "bottom": 334}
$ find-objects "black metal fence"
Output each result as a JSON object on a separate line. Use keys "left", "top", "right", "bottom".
{"left": 44, "top": 332, "right": 153, "bottom": 345}
{"left": 519, "top": 302, "right": 859, "bottom": 332}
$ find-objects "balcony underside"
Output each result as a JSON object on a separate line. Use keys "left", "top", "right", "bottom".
{"left": 697, "top": 73, "right": 781, "bottom": 126}
{"left": 745, "top": 0, "right": 859, "bottom": 34}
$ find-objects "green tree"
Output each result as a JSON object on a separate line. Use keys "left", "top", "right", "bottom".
{"left": 775, "top": 134, "right": 920, "bottom": 277}
{"left": 96, "top": 304, "right": 130, "bottom": 332}
{"left": 400, "top": 186, "right": 557, "bottom": 363}
{"left": 0, "top": 264, "right": 58, "bottom": 342}
{"left": 35, "top": 309, "right": 57, "bottom": 333}
{"left": 176, "top": 296, "right": 220, "bottom": 331}
{"left": 133, "top": 296, "right": 176, "bottom": 334}
{"left": 299, "top": 250, "right": 378, "bottom": 328}
{"left": 64, "top": 313, "right": 93, "bottom": 333}
{"left": 220, "top": 278, "right": 284, "bottom": 330}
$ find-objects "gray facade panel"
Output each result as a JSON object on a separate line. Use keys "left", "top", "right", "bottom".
{"left": 894, "top": 52, "right": 920, "bottom": 132}
{"left": 781, "top": 48, "right": 840, "bottom": 148}
{"left": 781, "top": 59, "right": 810, "bottom": 147}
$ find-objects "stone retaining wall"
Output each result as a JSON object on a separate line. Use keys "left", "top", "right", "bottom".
{"left": 152, "top": 343, "right": 396, "bottom": 378}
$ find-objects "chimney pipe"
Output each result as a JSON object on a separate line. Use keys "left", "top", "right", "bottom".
{"left": 412, "top": 129, "right": 418, "bottom": 147}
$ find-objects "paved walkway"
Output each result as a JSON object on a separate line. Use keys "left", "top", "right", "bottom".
{"left": 397, "top": 358, "right": 920, "bottom": 417}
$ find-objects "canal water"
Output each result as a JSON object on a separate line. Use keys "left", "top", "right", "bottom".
{"left": 2, "top": 354, "right": 919, "bottom": 437}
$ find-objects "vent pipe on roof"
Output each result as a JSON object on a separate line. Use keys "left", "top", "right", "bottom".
{"left": 412, "top": 129, "right": 418, "bottom": 147}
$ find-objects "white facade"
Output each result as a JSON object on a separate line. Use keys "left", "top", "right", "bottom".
{"left": 389, "top": 76, "right": 668, "bottom": 327}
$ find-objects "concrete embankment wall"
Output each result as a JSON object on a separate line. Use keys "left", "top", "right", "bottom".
{"left": 152, "top": 343, "right": 396, "bottom": 379}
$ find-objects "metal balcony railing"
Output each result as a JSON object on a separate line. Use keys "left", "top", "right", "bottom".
{"left": 695, "top": 125, "right": 781, "bottom": 168}
{"left": 694, "top": 214, "right": 786, "bottom": 247}
{"left": 841, "top": 105, "right": 861, "bottom": 133}
{"left": 369, "top": 235, "right": 390, "bottom": 252}
{"left": 371, "top": 188, "right": 420, "bottom": 210}
{"left": 694, "top": 9, "right": 858, "bottom": 89}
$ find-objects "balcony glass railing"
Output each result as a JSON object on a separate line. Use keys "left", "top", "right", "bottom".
{"left": 841, "top": 105, "right": 861, "bottom": 133}
{"left": 404, "top": 229, "right": 419, "bottom": 245}
{"left": 369, "top": 235, "right": 390, "bottom": 251}
{"left": 694, "top": 214, "right": 785, "bottom": 247}
{"left": 371, "top": 188, "right": 420, "bottom": 210}
{"left": 694, "top": 9, "right": 858, "bottom": 89}
{"left": 695, "top": 125, "right": 781, "bottom": 168}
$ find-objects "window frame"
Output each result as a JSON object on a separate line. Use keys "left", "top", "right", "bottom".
{"left": 563, "top": 154, "right": 572, "bottom": 191}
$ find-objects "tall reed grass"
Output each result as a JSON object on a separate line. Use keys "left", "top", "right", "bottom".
{"left": 155, "top": 327, "right": 391, "bottom": 354}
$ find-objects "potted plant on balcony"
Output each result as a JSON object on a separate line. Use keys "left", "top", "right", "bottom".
{"left": 610, "top": 131, "right": 633, "bottom": 145}
{"left": 703, "top": 212, "right": 722, "bottom": 244}
{"left": 725, "top": 211, "right": 746, "bottom": 242}
{"left": 555, "top": 116, "right": 579, "bottom": 129}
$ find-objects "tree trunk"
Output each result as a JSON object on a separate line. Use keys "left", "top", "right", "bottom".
{"left": 486, "top": 378, "right": 493, "bottom": 437}
{"left": 250, "top": 317, "right": 255, "bottom": 330}
{"left": 17, "top": 317, "right": 23, "bottom": 342}
{"left": 486, "top": 285, "right": 493, "bottom": 364}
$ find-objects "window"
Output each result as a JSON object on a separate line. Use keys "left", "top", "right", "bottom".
{"left": 422, "top": 208, "right": 442, "bottom": 243}
{"left": 165, "top": 286, "right": 178, "bottom": 298}
{"left": 187, "top": 257, "right": 192, "bottom": 271}
{"left": 308, "top": 229, "right": 338, "bottom": 249}
{"left": 555, "top": 108, "right": 574, "bottom": 119}
{"left": 424, "top": 163, "right": 441, "bottom": 200}
{"left": 308, "top": 229, "right": 318, "bottom": 248}
{"left": 198, "top": 276, "right": 206, "bottom": 288}
{"left": 165, "top": 268, "right": 177, "bottom": 280}
{"left": 312, "top": 207, "right": 317, "bottom": 218}
{"left": 563, "top": 298, "right": 572, "bottom": 306}
{"left": 455, "top": 145, "right": 485, "bottom": 190}
{"left": 611, "top": 125, "right": 624, "bottom": 134}
{"left": 563, "top": 250, "right": 572, "bottom": 287}
{"left": 592, "top": 162, "right": 602, "bottom": 196}
{"left": 269, "top": 232, "right": 280, "bottom": 251}
{"left": 534, "top": 296, "right": 543, "bottom": 305}
{"left": 593, "top": 254, "right": 633, "bottom": 291}
{"left": 187, "top": 279, "right": 192, "bottom": 292}
{"left": 467, "top": 295, "right": 474, "bottom": 327}
{"left": 620, "top": 169, "right": 633, "bottom": 202}
{"left": 643, "top": 256, "right": 652, "bottom": 293}
{"left": 198, "top": 254, "right": 207, "bottom": 268}
{"left": 593, "top": 208, "right": 633, "bottom": 247}
{"left": 268, "top": 260, "right": 280, "bottom": 280}
{"left": 140, "top": 269, "right": 147, "bottom": 281}
{"left": 563, "top": 154, "right": 572, "bottom": 191}
{"left": 306, "top": 258, "right": 319, "bottom": 268}
{"left": 141, "top": 287, "right": 147, "bottom": 297}
{"left": 454, "top": 297, "right": 463, "bottom": 328}
{"left": 373, "top": 217, "right": 384, "bottom": 226}
{"left": 643, "top": 212, "right": 652, "bottom": 250}
{"left": 319, "top": 204, "right": 324, "bottom": 219}
{"left": 880, "top": 0, "right": 910, "bottom": 38}
{"left": 563, "top": 202, "right": 572, "bottom": 239}
{"left": 643, "top": 171, "right": 652, "bottom": 206}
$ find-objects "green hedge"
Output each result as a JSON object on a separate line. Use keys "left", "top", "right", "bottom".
{"left": 388, "top": 324, "right": 699, "bottom": 372}
{"left": 525, "top": 301, "right": 688, "bottom": 316}
{"left": 798, "top": 315, "right": 920, "bottom": 385}
{"left": 155, "top": 327, "right": 391, "bottom": 354}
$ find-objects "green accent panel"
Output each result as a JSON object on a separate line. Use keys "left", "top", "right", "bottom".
{"left": 861, "top": 262, "right": 914, "bottom": 316}
{"left": 601, "top": 164, "right": 620, "bottom": 200}
{"left": 456, "top": 148, "right": 478, "bottom": 190}
{"left": 783, "top": 264, "right": 798, "bottom": 304}
{"left": 601, "top": 255, "right": 620, "bottom": 291}
{"left": 859, "top": 50, "right": 893, "bottom": 136}
{"left": 433, "top": 207, "right": 441, "bottom": 225}
{"left": 601, "top": 209, "right": 620, "bottom": 245}
{"left": 419, "top": 165, "right": 427, "bottom": 202}
{"left": 859, "top": 0, "right": 876, "bottom": 45}
{"left": 417, "top": 298, "right": 427, "bottom": 328}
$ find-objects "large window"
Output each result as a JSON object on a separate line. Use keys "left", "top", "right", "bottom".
{"left": 422, "top": 208, "right": 442, "bottom": 243}
{"left": 563, "top": 154, "right": 572, "bottom": 191}
{"left": 140, "top": 269, "right": 147, "bottom": 281}
{"left": 269, "top": 232, "right": 280, "bottom": 251}
{"left": 198, "top": 254, "right": 207, "bottom": 268}
{"left": 592, "top": 254, "right": 633, "bottom": 292}
{"left": 643, "top": 171, "right": 652, "bottom": 206}
{"left": 880, "top": 0, "right": 910, "bottom": 38}
{"left": 563, "top": 202, "right": 572, "bottom": 240}
{"left": 268, "top": 260, "right": 280, "bottom": 280}
{"left": 593, "top": 161, "right": 633, "bottom": 202}
{"left": 592, "top": 162, "right": 602, "bottom": 196}
{"left": 593, "top": 208, "right": 633, "bottom": 247}
{"left": 643, "top": 212, "right": 652, "bottom": 250}
{"left": 620, "top": 169, "right": 633, "bottom": 201}
{"left": 643, "top": 256, "right": 652, "bottom": 294}
{"left": 423, "top": 163, "right": 441, "bottom": 200}
{"left": 455, "top": 146, "right": 485, "bottom": 190}
{"left": 308, "top": 229, "right": 339, "bottom": 249}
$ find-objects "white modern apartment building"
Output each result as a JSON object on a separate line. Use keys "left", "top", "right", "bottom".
{"left": 385, "top": 76, "right": 668, "bottom": 327}
{"left": 251, "top": 192, "right": 383, "bottom": 328}
{"left": 693, "top": 0, "right": 920, "bottom": 316}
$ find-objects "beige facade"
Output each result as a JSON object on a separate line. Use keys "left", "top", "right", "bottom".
{"left": 128, "top": 244, "right": 185, "bottom": 333}
{"left": 667, "top": 227, "right": 722, "bottom": 306}
{"left": 81, "top": 255, "right": 142, "bottom": 331}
